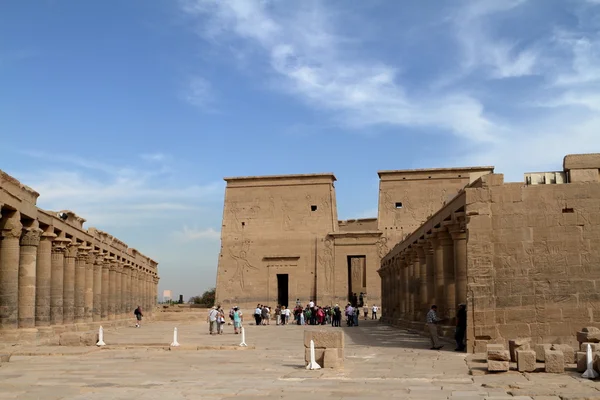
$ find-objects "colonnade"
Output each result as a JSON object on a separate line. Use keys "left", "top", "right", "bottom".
{"left": 379, "top": 212, "right": 466, "bottom": 325}
{"left": 0, "top": 206, "right": 159, "bottom": 336}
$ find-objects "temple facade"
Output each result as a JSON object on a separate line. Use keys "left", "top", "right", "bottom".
{"left": 215, "top": 167, "right": 493, "bottom": 310}
{"left": 0, "top": 169, "right": 159, "bottom": 343}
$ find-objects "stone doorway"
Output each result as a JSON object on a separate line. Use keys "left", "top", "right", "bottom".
{"left": 277, "top": 274, "right": 289, "bottom": 308}
{"left": 347, "top": 256, "right": 366, "bottom": 306}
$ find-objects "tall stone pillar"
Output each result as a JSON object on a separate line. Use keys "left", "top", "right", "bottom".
{"left": 440, "top": 228, "right": 455, "bottom": 319}
{"left": 108, "top": 259, "right": 117, "bottom": 321}
{"left": 0, "top": 210, "right": 22, "bottom": 331}
{"left": 130, "top": 269, "right": 137, "bottom": 309}
{"left": 424, "top": 239, "right": 436, "bottom": 308}
{"left": 50, "top": 238, "right": 69, "bottom": 325}
{"left": 123, "top": 265, "right": 131, "bottom": 317}
{"left": 120, "top": 263, "right": 127, "bottom": 318}
{"left": 36, "top": 230, "right": 56, "bottom": 326}
{"left": 101, "top": 257, "right": 110, "bottom": 321}
{"left": 410, "top": 249, "right": 420, "bottom": 322}
{"left": 63, "top": 242, "right": 80, "bottom": 325}
{"left": 144, "top": 272, "right": 150, "bottom": 313}
{"left": 74, "top": 246, "right": 89, "bottom": 324}
{"left": 153, "top": 276, "right": 159, "bottom": 311}
{"left": 416, "top": 242, "right": 427, "bottom": 320}
{"left": 115, "top": 262, "right": 122, "bottom": 319}
{"left": 84, "top": 248, "right": 94, "bottom": 323}
{"left": 450, "top": 219, "right": 468, "bottom": 310}
{"left": 430, "top": 231, "right": 445, "bottom": 312}
{"left": 394, "top": 260, "right": 400, "bottom": 321}
{"left": 92, "top": 252, "right": 102, "bottom": 322}
{"left": 19, "top": 226, "right": 42, "bottom": 328}
{"left": 402, "top": 254, "right": 409, "bottom": 320}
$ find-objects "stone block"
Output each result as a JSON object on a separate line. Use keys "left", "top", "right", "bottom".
{"left": 323, "top": 348, "right": 343, "bottom": 369}
{"left": 551, "top": 344, "right": 575, "bottom": 364}
{"left": 535, "top": 343, "right": 552, "bottom": 362}
{"left": 0, "top": 354, "right": 11, "bottom": 363}
{"left": 303, "top": 330, "right": 344, "bottom": 349}
{"left": 487, "top": 349, "right": 510, "bottom": 362}
{"left": 577, "top": 329, "right": 600, "bottom": 344}
{"left": 80, "top": 331, "right": 99, "bottom": 346}
{"left": 509, "top": 338, "right": 531, "bottom": 362}
{"left": 564, "top": 153, "right": 600, "bottom": 170}
{"left": 474, "top": 340, "right": 489, "bottom": 353}
{"left": 304, "top": 348, "right": 325, "bottom": 367}
{"left": 580, "top": 342, "right": 600, "bottom": 352}
{"left": 576, "top": 351, "right": 587, "bottom": 373}
{"left": 486, "top": 343, "right": 505, "bottom": 352}
{"left": 487, "top": 360, "right": 509, "bottom": 372}
{"left": 516, "top": 350, "right": 536, "bottom": 372}
{"left": 545, "top": 350, "right": 565, "bottom": 373}
{"left": 59, "top": 332, "right": 81, "bottom": 346}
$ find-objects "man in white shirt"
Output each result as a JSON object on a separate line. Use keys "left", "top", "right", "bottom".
{"left": 207, "top": 306, "right": 219, "bottom": 335}
{"left": 372, "top": 305, "right": 379, "bottom": 320}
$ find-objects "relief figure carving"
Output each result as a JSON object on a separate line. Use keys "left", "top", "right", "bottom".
{"left": 228, "top": 239, "right": 257, "bottom": 289}
{"left": 318, "top": 239, "right": 334, "bottom": 293}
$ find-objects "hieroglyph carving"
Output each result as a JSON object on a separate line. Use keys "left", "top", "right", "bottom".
{"left": 377, "top": 237, "right": 389, "bottom": 259}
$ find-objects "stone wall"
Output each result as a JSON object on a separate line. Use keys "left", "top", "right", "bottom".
{"left": 466, "top": 169, "right": 600, "bottom": 350}
{"left": 0, "top": 169, "right": 159, "bottom": 343}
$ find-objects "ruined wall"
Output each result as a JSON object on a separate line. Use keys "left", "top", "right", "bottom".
{"left": 465, "top": 173, "right": 600, "bottom": 350}
{"left": 338, "top": 218, "right": 378, "bottom": 232}
{"left": 378, "top": 167, "right": 493, "bottom": 246}
{"left": 215, "top": 174, "right": 338, "bottom": 309}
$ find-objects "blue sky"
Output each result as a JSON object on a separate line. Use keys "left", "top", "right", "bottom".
{"left": 1, "top": 0, "right": 599, "bottom": 299}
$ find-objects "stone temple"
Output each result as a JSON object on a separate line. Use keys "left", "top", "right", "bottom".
{"left": 0, "top": 169, "right": 158, "bottom": 343}
{"left": 215, "top": 166, "right": 494, "bottom": 310}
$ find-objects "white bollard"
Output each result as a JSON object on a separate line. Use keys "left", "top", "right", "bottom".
{"left": 96, "top": 326, "right": 106, "bottom": 346}
{"left": 306, "top": 339, "right": 321, "bottom": 370}
{"left": 170, "top": 327, "right": 180, "bottom": 347}
{"left": 582, "top": 343, "right": 599, "bottom": 379}
{"left": 239, "top": 327, "right": 248, "bottom": 347}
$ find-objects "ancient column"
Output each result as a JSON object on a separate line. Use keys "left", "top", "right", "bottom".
{"left": 50, "top": 237, "right": 69, "bottom": 325}
{"left": 115, "top": 262, "right": 122, "bottom": 319}
{"left": 415, "top": 242, "right": 427, "bottom": 320}
{"left": 424, "top": 238, "right": 436, "bottom": 308}
{"left": 19, "top": 225, "right": 42, "bottom": 328}
{"left": 430, "top": 230, "right": 445, "bottom": 312}
{"left": 101, "top": 257, "right": 110, "bottom": 320}
{"left": 439, "top": 227, "right": 455, "bottom": 319}
{"left": 92, "top": 251, "right": 102, "bottom": 322}
{"left": 0, "top": 210, "right": 22, "bottom": 331}
{"left": 120, "top": 263, "right": 127, "bottom": 318}
{"left": 123, "top": 265, "right": 131, "bottom": 317}
{"left": 450, "top": 218, "right": 468, "bottom": 310}
{"left": 63, "top": 242, "right": 79, "bottom": 325}
{"left": 394, "top": 259, "right": 400, "bottom": 321}
{"left": 409, "top": 249, "right": 419, "bottom": 322}
{"left": 74, "top": 246, "right": 88, "bottom": 324}
{"left": 84, "top": 247, "right": 94, "bottom": 323}
{"left": 35, "top": 229, "right": 56, "bottom": 326}
{"left": 402, "top": 254, "right": 409, "bottom": 321}
{"left": 108, "top": 259, "right": 117, "bottom": 321}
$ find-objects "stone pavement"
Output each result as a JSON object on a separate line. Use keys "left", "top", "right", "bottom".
{"left": 1, "top": 319, "right": 600, "bottom": 399}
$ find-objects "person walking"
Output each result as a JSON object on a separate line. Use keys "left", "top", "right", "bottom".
{"left": 426, "top": 305, "right": 444, "bottom": 350}
{"left": 363, "top": 304, "right": 369, "bottom": 320}
{"left": 134, "top": 306, "right": 143, "bottom": 328}
{"left": 254, "top": 305, "right": 262, "bottom": 326}
{"left": 371, "top": 304, "right": 378, "bottom": 320}
{"left": 208, "top": 306, "right": 219, "bottom": 335}
{"left": 455, "top": 304, "right": 467, "bottom": 351}
{"left": 232, "top": 306, "right": 243, "bottom": 334}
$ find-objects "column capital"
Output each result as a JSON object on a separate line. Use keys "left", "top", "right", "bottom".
{"left": 0, "top": 209, "right": 22, "bottom": 238}
{"left": 20, "top": 227, "right": 43, "bottom": 246}
{"left": 65, "top": 242, "right": 81, "bottom": 258}
{"left": 76, "top": 246, "right": 92, "bottom": 261}
{"left": 116, "top": 262, "right": 124, "bottom": 273}
{"left": 40, "top": 231, "right": 57, "bottom": 242}
{"left": 51, "top": 237, "right": 71, "bottom": 253}
{"left": 108, "top": 259, "right": 118, "bottom": 271}
{"left": 102, "top": 256, "right": 112, "bottom": 270}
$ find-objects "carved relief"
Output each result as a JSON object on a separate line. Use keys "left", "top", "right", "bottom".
{"left": 228, "top": 239, "right": 257, "bottom": 289}
{"left": 377, "top": 236, "right": 389, "bottom": 259}
{"left": 318, "top": 239, "right": 334, "bottom": 293}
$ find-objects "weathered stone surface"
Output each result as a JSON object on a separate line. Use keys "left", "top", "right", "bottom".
{"left": 323, "top": 348, "right": 343, "bottom": 369}
{"left": 551, "top": 344, "right": 575, "bottom": 364}
{"left": 577, "top": 330, "right": 600, "bottom": 344}
{"left": 535, "top": 344, "right": 552, "bottom": 362}
{"left": 516, "top": 350, "right": 536, "bottom": 372}
{"left": 59, "top": 332, "right": 81, "bottom": 346}
{"left": 0, "top": 354, "right": 11, "bottom": 363}
{"left": 487, "top": 349, "right": 510, "bottom": 362}
{"left": 509, "top": 338, "right": 531, "bottom": 362}
{"left": 544, "top": 350, "right": 565, "bottom": 373}
{"left": 564, "top": 153, "right": 600, "bottom": 171}
{"left": 304, "top": 330, "right": 344, "bottom": 349}
{"left": 487, "top": 360, "right": 510, "bottom": 372}
{"left": 486, "top": 344, "right": 505, "bottom": 352}
{"left": 576, "top": 351, "right": 587, "bottom": 373}
{"left": 80, "top": 331, "right": 99, "bottom": 346}
{"left": 580, "top": 342, "right": 600, "bottom": 352}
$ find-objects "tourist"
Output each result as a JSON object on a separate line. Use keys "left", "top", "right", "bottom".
{"left": 332, "top": 304, "right": 341, "bottom": 327}
{"left": 208, "top": 306, "right": 219, "bottom": 335}
{"left": 371, "top": 304, "right": 378, "bottom": 320}
{"left": 261, "top": 305, "right": 269, "bottom": 325}
{"left": 359, "top": 292, "right": 364, "bottom": 307}
{"left": 455, "top": 304, "right": 467, "bottom": 352}
{"left": 345, "top": 304, "right": 354, "bottom": 326}
{"left": 363, "top": 304, "right": 369, "bottom": 320}
{"left": 254, "top": 304, "right": 262, "bottom": 326}
{"left": 217, "top": 306, "right": 225, "bottom": 335}
{"left": 426, "top": 305, "right": 443, "bottom": 350}
{"left": 232, "top": 306, "right": 243, "bottom": 334}
{"left": 284, "top": 306, "right": 291, "bottom": 324}
{"left": 353, "top": 307, "right": 359, "bottom": 326}
{"left": 134, "top": 306, "right": 143, "bottom": 328}
{"left": 275, "top": 305, "right": 281, "bottom": 325}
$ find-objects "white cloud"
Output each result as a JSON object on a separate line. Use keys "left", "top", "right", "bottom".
{"left": 140, "top": 153, "right": 167, "bottom": 162}
{"left": 14, "top": 152, "right": 222, "bottom": 228}
{"left": 184, "top": 76, "right": 216, "bottom": 110}
{"left": 171, "top": 226, "right": 221, "bottom": 242}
